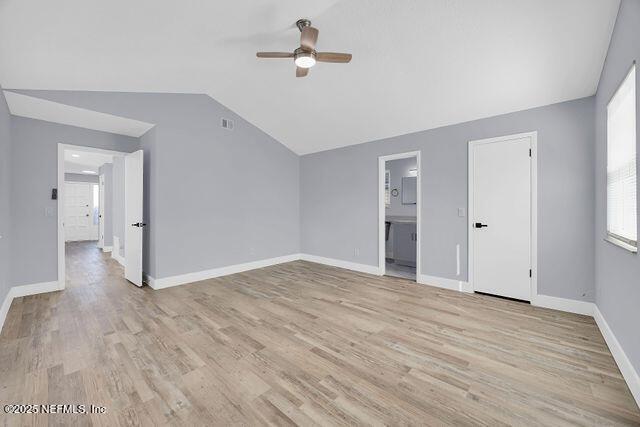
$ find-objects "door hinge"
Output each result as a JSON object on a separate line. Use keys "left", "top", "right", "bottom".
{"left": 529, "top": 269, "right": 532, "bottom": 277}
{"left": 529, "top": 149, "right": 532, "bottom": 157}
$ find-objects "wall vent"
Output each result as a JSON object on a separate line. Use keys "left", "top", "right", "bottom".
{"left": 221, "top": 118, "right": 234, "bottom": 130}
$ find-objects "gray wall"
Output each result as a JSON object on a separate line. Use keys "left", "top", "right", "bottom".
{"left": 112, "top": 156, "right": 125, "bottom": 256}
{"left": 10, "top": 116, "right": 138, "bottom": 286}
{"left": 98, "top": 163, "right": 114, "bottom": 247}
{"left": 385, "top": 157, "right": 417, "bottom": 217}
{"left": 64, "top": 173, "right": 98, "bottom": 183}
{"left": 12, "top": 91, "right": 301, "bottom": 280}
{"left": 0, "top": 88, "right": 11, "bottom": 305}
{"left": 594, "top": 0, "right": 640, "bottom": 382}
{"left": 301, "top": 96, "right": 595, "bottom": 301}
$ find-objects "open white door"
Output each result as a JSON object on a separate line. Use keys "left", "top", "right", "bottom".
{"left": 125, "top": 150, "right": 144, "bottom": 287}
{"left": 98, "top": 175, "right": 105, "bottom": 247}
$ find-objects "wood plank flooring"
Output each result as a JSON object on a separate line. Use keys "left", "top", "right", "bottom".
{"left": 1, "top": 241, "right": 639, "bottom": 426}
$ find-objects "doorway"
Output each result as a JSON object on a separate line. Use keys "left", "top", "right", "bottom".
{"left": 378, "top": 151, "right": 421, "bottom": 281}
{"left": 57, "top": 144, "right": 145, "bottom": 289}
{"left": 468, "top": 132, "right": 538, "bottom": 301}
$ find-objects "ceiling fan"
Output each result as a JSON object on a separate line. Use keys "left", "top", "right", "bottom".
{"left": 256, "top": 19, "right": 352, "bottom": 77}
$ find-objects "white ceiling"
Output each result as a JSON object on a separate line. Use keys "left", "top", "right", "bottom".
{"left": 3, "top": 91, "right": 154, "bottom": 137}
{"left": 0, "top": 0, "right": 619, "bottom": 154}
{"left": 64, "top": 149, "right": 114, "bottom": 174}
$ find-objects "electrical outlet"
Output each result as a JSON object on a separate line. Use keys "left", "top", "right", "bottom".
{"left": 354, "top": 248, "right": 360, "bottom": 257}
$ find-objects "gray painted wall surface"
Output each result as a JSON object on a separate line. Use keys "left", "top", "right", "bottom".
{"left": 0, "top": 88, "right": 11, "bottom": 305}
{"left": 112, "top": 156, "right": 125, "bottom": 256}
{"left": 301, "top": 97, "right": 595, "bottom": 301}
{"left": 10, "top": 117, "right": 138, "bottom": 286}
{"left": 13, "top": 91, "right": 301, "bottom": 280}
{"left": 64, "top": 173, "right": 98, "bottom": 183}
{"left": 98, "top": 163, "right": 114, "bottom": 247}
{"left": 594, "top": 0, "right": 640, "bottom": 380}
{"left": 385, "top": 157, "right": 417, "bottom": 217}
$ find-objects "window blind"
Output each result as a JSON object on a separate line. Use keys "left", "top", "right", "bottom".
{"left": 607, "top": 64, "right": 637, "bottom": 247}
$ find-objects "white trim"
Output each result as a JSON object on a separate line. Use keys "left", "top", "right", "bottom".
{"left": 112, "top": 236, "right": 125, "bottom": 266}
{"left": 468, "top": 131, "right": 538, "bottom": 301}
{"left": 531, "top": 294, "right": 595, "bottom": 316}
{"left": 301, "top": 254, "right": 382, "bottom": 276}
{"left": 378, "top": 151, "right": 421, "bottom": 280}
{"left": 418, "top": 274, "right": 471, "bottom": 293}
{"left": 604, "top": 236, "right": 638, "bottom": 253}
{"left": 102, "top": 246, "right": 113, "bottom": 253}
{"left": 58, "top": 143, "right": 129, "bottom": 290}
{"left": 147, "top": 254, "right": 302, "bottom": 290}
{"left": 0, "top": 281, "right": 61, "bottom": 333}
{"left": 0, "top": 290, "right": 13, "bottom": 334}
{"left": 594, "top": 306, "right": 640, "bottom": 407}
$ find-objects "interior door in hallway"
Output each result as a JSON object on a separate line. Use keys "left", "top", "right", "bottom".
{"left": 125, "top": 150, "right": 144, "bottom": 287}
{"left": 471, "top": 135, "right": 532, "bottom": 301}
{"left": 65, "top": 182, "right": 95, "bottom": 241}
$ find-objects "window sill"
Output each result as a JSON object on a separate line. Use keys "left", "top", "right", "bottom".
{"left": 604, "top": 236, "right": 638, "bottom": 253}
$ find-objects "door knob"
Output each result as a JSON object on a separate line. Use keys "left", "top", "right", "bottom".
{"left": 474, "top": 222, "right": 488, "bottom": 228}
{"left": 131, "top": 222, "right": 147, "bottom": 227}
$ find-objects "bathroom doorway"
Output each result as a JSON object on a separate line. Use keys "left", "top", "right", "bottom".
{"left": 378, "top": 151, "right": 421, "bottom": 281}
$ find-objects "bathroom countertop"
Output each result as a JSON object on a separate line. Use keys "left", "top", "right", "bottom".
{"left": 386, "top": 215, "right": 417, "bottom": 224}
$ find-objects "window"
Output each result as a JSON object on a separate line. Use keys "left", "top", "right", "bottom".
{"left": 385, "top": 170, "right": 391, "bottom": 207}
{"left": 607, "top": 64, "right": 637, "bottom": 251}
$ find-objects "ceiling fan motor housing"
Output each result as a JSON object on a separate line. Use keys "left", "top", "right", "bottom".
{"left": 296, "top": 19, "right": 312, "bottom": 32}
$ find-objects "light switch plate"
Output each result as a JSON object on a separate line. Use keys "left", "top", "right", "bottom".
{"left": 458, "top": 208, "right": 466, "bottom": 217}
{"left": 45, "top": 207, "right": 54, "bottom": 217}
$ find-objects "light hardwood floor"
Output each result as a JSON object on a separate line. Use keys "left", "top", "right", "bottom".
{"left": 1, "top": 242, "right": 639, "bottom": 426}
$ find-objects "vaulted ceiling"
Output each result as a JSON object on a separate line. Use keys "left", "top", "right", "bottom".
{"left": 0, "top": 0, "right": 620, "bottom": 154}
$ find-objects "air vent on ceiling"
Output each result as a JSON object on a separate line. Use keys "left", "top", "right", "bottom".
{"left": 221, "top": 118, "right": 234, "bottom": 130}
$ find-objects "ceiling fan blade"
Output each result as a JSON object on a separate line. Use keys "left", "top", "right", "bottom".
{"left": 296, "top": 67, "right": 309, "bottom": 78}
{"left": 316, "top": 52, "right": 352, "bottom": 63}
{"left": 300, "top": 26, "right": 319, "bottom": 50}
{"left": 256, "top": 52, "right": 294, "bottom": 58}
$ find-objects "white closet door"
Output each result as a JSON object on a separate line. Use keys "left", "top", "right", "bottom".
{"left": 472, "top": 136, "right": 532, "bottom": 301}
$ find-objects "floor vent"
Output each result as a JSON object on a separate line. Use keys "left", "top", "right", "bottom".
{"left": 221, "top": 118, "right": 234, "bottom": 130}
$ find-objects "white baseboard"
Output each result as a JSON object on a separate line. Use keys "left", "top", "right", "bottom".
{"left": 146, "top": 254, "right": 302, "bottom": 290}
{"left": 0, "top": 290, "right": 13, "bottom": 334}
{"left": 0, "top": 281, "right": 60, "bottom": 333}
{"left": 532, "top": 294, "right": 595, "bottom": 316}
{"left": 102, "top": 246, "right": 113, "bottom": 253}
{"left": 594, "top": 306, "right": 640, "bottom": 407}
{"left": 418, "top": 274, "right": 471, "bottom": 293}
{"left": 112, "top": 251, "right": 125, "bottom": 266}
{"left": 111, "top": 237, "right": 125, "bottom": 266}
{"left": 300, "top": 254, "right": 382, "bottom": 276}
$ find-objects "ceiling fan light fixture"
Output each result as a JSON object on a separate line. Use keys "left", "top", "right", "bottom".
{"left": 294, "top": 51, "right": 316, "bottom": 68}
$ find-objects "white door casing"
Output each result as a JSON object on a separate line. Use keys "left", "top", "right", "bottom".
{"left": 64, "top": 182, "right": 95, "bottom": 241}
{"left": 125, "top": 150, "right": 144, "bottom": 287}
{"left": 468, "top": 132, "right": 537, "bottom": 301}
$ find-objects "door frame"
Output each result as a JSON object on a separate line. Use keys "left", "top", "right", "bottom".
{"left": 378, "top": 150, "right": 422, "bottom": 279}
{"left": 57, "top": 143, "right": 128, "bottom": 290}
{"left": 467, "top": 131, "right": 538, "bottom": 300}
